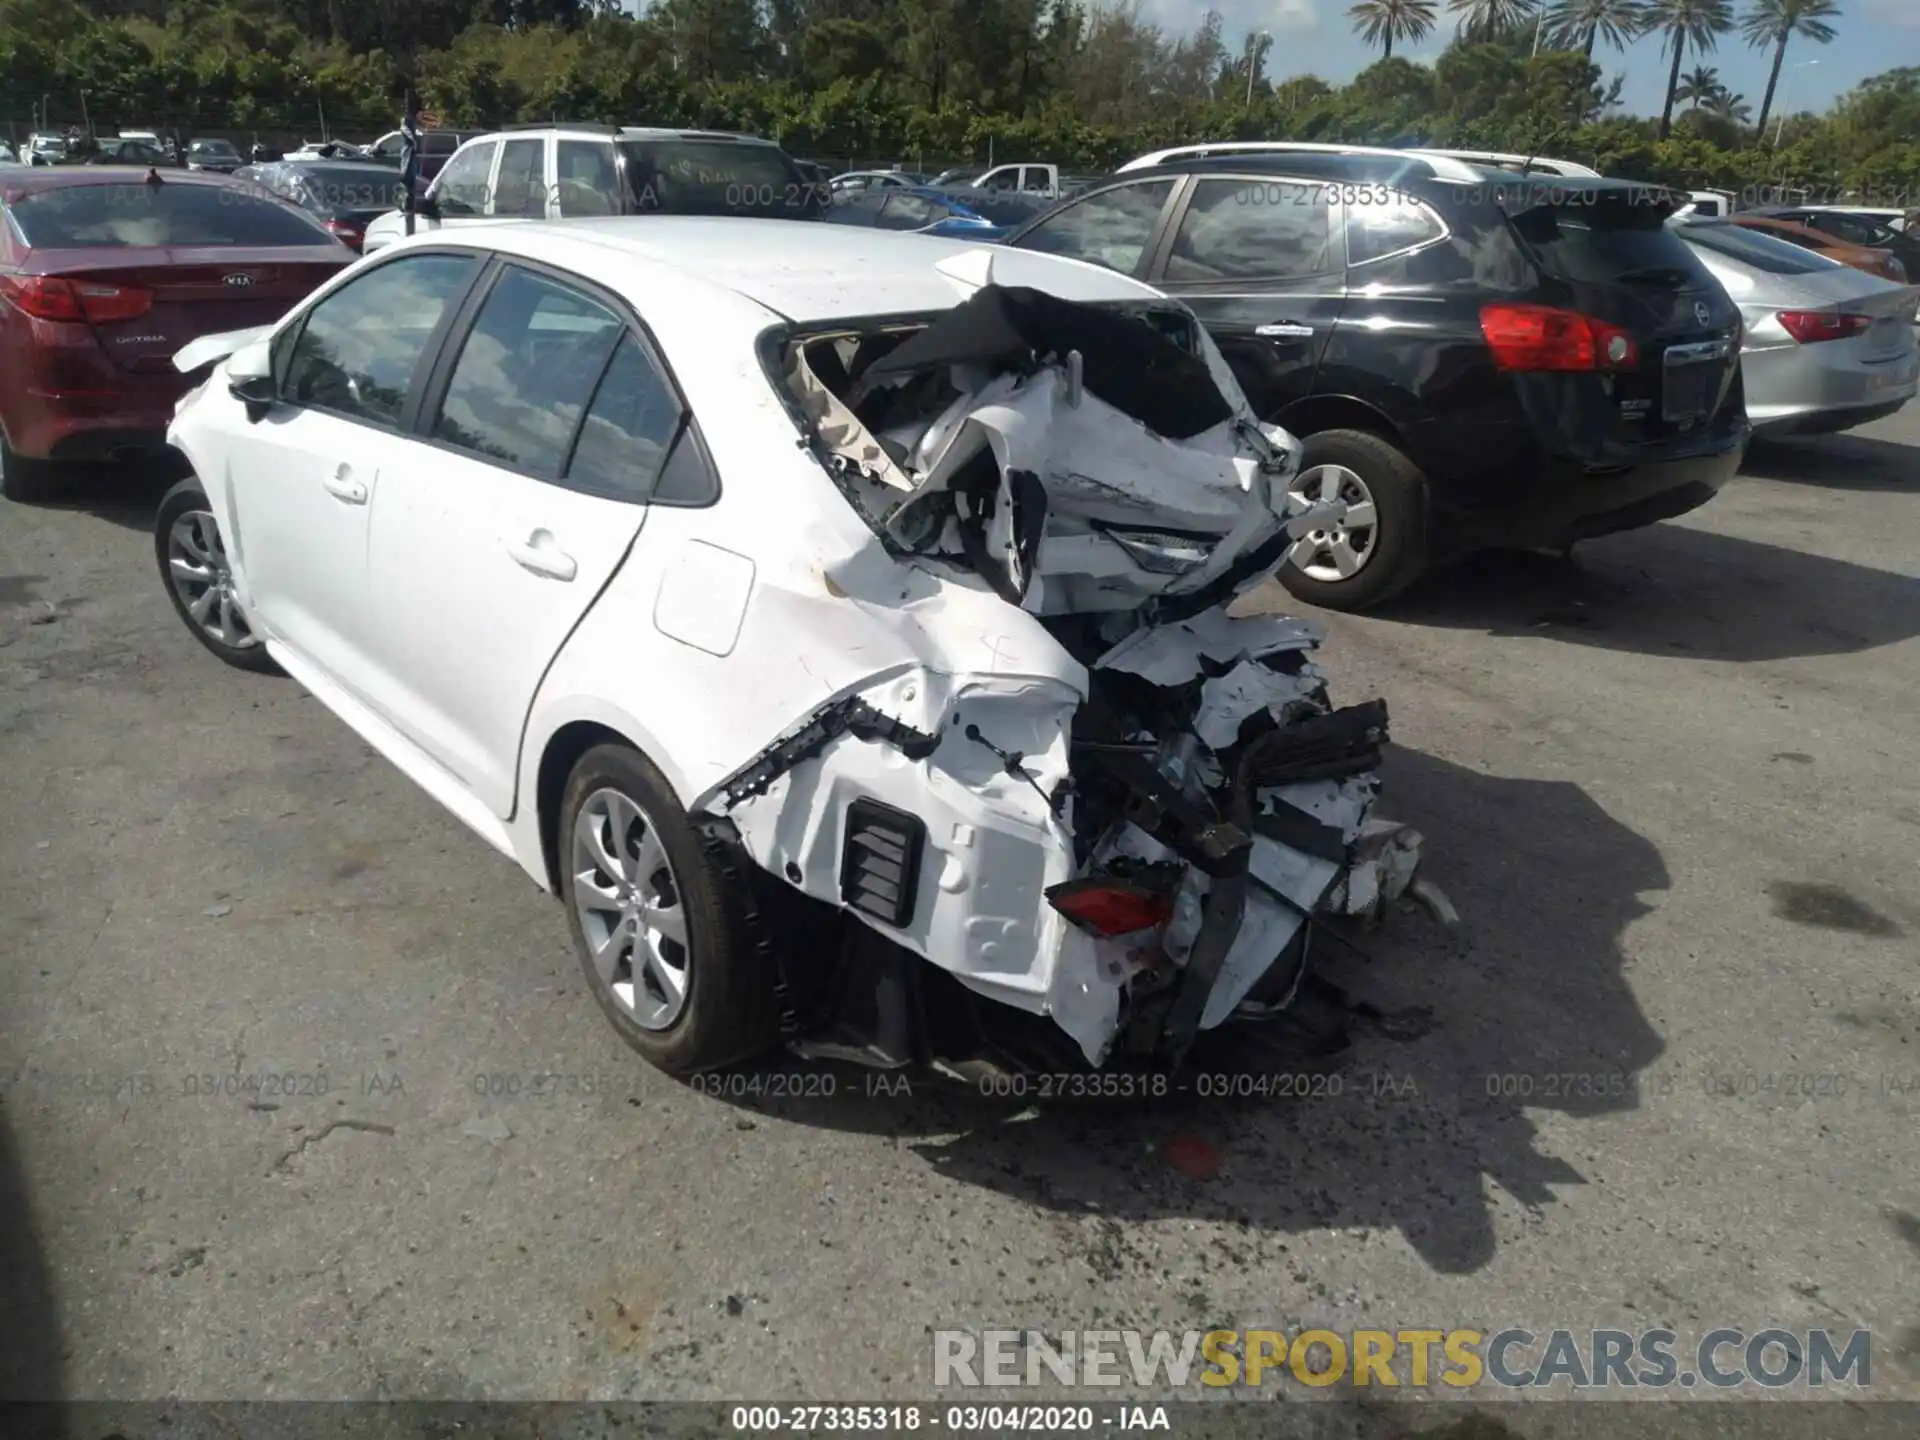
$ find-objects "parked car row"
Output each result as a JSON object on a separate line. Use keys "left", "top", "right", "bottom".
{"left": 5, "top": 126, "right": 1915, "bottom": 620}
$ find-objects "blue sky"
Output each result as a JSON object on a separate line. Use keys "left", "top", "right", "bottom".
{"left": 1139, "top": 0, "right": 1920, "bottom": 117}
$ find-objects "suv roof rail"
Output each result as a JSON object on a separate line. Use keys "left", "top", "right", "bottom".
{"left": 1117, "top": 141, "right": 1485, "bottom": 183}
{"left": 1408, "top": 147, "right": 1602, "bottom": 178}
{"left": 499, "top": 121, "right": 621, "bottom": 136}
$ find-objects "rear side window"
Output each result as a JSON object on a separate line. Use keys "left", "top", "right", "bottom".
{"left": 566, "top": 334, "right": 687, "bottom": 501}
{"left": 8, "top": 183, "right": 335, "bottom": 248}
{"left": 1015, "top": 180, "right": 1175, "bottom": 275}
{"left": 1508, "top": 198, "right": 1715, "bottom": 288}
{"left": 621, "top": 140, "right": 808, "bottom": 218}
{"left": 1165, "top": 178, "right": 1336, "bottom": 282}
{"left": 1680, "top": 222, "right": 1835, "bottom": 275}
{"left": 1814, "top": 214, "right": 1899, "bottom": 247}
{"left": 433, "top": 267, "right": 623, "bottom": 477}
{"left": 1347, "top": 195, "right": 1446, "bottom": 266}
{"left": 877, "top": 193, "right": 940, "bottom": 230}
{"left": 556, "top": 141, "right": 619, "bottom": 216}
{"left": 282, "top": 252, "right": 479, "bottom": 425}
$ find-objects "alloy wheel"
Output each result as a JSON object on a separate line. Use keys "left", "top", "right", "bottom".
{"left": 572, "top": 787, "right": 691, "bottom": 1031}
{"left": 1286, "top": 464, "right": 1380, "bottom": 583}
{"left": 166, "top": 510, "right": 259, "bottom": 649}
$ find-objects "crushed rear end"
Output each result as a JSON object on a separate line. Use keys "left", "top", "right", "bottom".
{"left": 702, "top": 267, "right": 1452, "bottom": 1073}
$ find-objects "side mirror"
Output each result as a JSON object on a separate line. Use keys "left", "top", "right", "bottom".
{"left": 227, "top": 339, "right": 275, "bottom": 422}
{"left": 415, "top": 192, "right": 441, "bottom": 221}
{"left": 229, "top": 373, "right": 275, "bottom": 422}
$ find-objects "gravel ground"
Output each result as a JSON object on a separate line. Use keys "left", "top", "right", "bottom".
{"left": 1, "top": 409, "right": 1917, "bottom": 1409}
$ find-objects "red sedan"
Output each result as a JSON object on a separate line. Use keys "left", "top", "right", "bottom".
{"left": 0, "top": 167, "right": 353, "bottom": 502}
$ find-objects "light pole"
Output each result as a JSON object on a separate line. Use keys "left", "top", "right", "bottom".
{"left": 1245, "top": 29, "right": 1273, "bottom": 109}
{"left": 1772, "top": 58, "right": 1819, "bottom": 148}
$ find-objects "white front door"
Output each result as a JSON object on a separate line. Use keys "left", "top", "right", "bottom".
{"left": 226, "top": 250, "right": 485, "bottom": 691}
{"left": 356, "top": 264, "right": 686, "bottom": 816}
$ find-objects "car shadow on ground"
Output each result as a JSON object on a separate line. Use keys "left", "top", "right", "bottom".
{"left": 1372, "top": 521, "right": 1920, "bottom": 663}
{"left": 728, "top": 748, "right": 1668, "bottom": 1276}
{"left": 0, "top": 1109, "right": 65, "bottom": 1407}
{"left": 1740, "top": 434, "right": 1920, "bottom": 493}
{"left": 17, "top": 458, "right": 182, "bottom": 534}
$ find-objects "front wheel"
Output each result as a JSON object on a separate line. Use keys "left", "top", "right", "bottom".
{"left": 154, "top": 477, "right": 279, "bottom": 672}
{"left": 1275, "top": 429, "right": 1428, "bottom": 613}
{"left": 561, "top": 743, "right": 778, "bottom": 1076}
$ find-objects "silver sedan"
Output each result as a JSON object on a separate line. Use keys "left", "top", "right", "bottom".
{"left": 1679, "top": 219, "right": 1918, "bottom": 438}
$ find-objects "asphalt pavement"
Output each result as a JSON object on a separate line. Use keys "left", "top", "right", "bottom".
{"left": 2, "top": 410, "right": 1917, "bottom": 1406}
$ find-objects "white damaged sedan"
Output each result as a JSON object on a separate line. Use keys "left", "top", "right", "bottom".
{"left": 157, "top": 219, "right": 1446, "bottom": 1079}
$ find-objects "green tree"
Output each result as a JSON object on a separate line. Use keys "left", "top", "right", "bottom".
{"left": 1674, "top": 63, "right": 1724, "bottom": 109}
{"left": 1644, "top": 0, "right": 1733, "bottom": 139}
{"left": 1347, "top": 0, "right": 1438, "bottom": 60}
{"left": 1739, "top": 0, "right": 1839, "bottom": 143}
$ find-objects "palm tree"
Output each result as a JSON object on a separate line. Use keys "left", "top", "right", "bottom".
{"left": 1644, "top": 0, "right": 1734, "bottom": 139}
{"left": 1347, "top": 0, "right": 1439, "bottom": 59}
{"left": 1543, "top": 0, "right": 1646, "bottom": 59}
{"left": 1447, "top": 0, "right": 1539, "bottom": 42}
{"left": 1705, "top": 88, "right": 1752, "bottom": 124}
{"left": 1674, "top": 63, "right": 1725, "bottom": 108}
{"left": 1740, "top": 0, "right": 1840, "bottom": 141}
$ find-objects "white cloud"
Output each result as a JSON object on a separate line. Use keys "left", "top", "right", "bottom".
{"left": 1139, "top": 0, "right": 1320, "bottom": 40}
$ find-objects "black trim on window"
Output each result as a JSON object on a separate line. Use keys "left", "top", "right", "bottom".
{"left": 401, "top": 252, "right": 711, "bottom": 504}
{"left": 271, "top": 246, "right": 489, "bottom": 434}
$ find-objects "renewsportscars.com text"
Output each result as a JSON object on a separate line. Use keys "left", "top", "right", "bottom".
{"left": 933, "top": 1327, "right": 1872, "bottom": 1391}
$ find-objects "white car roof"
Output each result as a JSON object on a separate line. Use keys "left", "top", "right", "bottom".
{"left": 390, "top": 217, "right": 1169, "bottom": 327}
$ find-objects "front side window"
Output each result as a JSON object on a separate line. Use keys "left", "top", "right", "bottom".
{"left": 492, "top": 138, "right": 546, "bottom": 218}
{"left": 567, "top": 334, "right": 686, "bottom": 501}
{"left": 1166, "top": 178, "right": 1336, "bottom": 283}
{"left": 281, "top": 252, "right": 480, "bottom": 425}
{"left": 1015, "top": 180, "right": 1175, "bottom": 276}
{"left": 432, "top": 141, "right": 497, "bottom": 216}
{"left": 556, "top": 141, "right": 619, "bottom": 217}
{"left": 432, "top": 266, "right": 623, "bottom": 477}
{"left": 981, "top": 168, "right": 1020, "bottom": 192}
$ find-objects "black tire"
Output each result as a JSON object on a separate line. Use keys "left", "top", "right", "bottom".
{"left": 154, "top": 477, "right": 281, "bottom": 673}
{"left": 1275, "top": 428, "right": 1428, "bottom": 613}
{"left": 0, "top": 433, "right": 64, "bottom": 505}
{"left": 561, "top": 743, "right": 779, "bottom": 1076}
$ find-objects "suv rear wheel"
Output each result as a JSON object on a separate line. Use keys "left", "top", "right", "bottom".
{"left": 1277, "top": 429, "right": 1427, "bottom": 612}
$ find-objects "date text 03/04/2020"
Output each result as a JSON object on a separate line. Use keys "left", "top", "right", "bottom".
{"left": 729, "top": 1405, "right": 1171, "bottom": 1432}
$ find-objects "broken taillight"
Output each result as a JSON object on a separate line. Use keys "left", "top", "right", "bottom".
{"left": 1776, "top": 310, "right": 1873, "bottom": 345}
{"left": 1046, "top": 878, "right": 1176, "bottom": 938}
{"left": 1480, "top": 303, "right": 1638, "bottom": 372}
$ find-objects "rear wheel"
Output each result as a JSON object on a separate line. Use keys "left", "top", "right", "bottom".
{"left": 1276, "top": 428, "right": 1428, "bottom": 613}
{"left": 154, "top": 477, "right": 279, "bottom": 673}
{"left": 561, "top": 743, "right": 778, "bottom": 1076}
{"left": 0, "top": 434, "right": 63, "bottom": 505}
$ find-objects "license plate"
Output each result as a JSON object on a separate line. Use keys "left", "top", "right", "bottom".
{"left": 1662, "top": 359, "right": 1719, "bottom": 423}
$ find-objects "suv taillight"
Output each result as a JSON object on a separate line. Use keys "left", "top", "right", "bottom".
{"left": 0, "top": 275, "right": 153, "bottom": 323}
{"left": 1480, "top": 303, "right": 1639, "bottom": 373}
{"left": 1777, "top": 311, "right": 1872, "bottom": 344}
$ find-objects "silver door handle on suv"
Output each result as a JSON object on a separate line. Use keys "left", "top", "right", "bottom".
{"left": 1256, "top": 322, "right": 1314, "bottom": 339}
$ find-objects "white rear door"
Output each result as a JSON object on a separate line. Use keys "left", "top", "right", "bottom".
{"left": 355, "top": 262, "right": 689, "bottom": 816}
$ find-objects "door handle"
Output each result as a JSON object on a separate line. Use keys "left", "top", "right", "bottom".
{"left": 1255, "top": 322, "right": 1315, "bottom": 339}
{"left": 321, "top": 466, "right": 368, "bottom": 504}
{"left": 506, "top": 530, "right": 578, "bottom": 582}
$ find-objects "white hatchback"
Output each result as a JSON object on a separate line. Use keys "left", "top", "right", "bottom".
{"left": 157, "top": 220, "right": 1441, "bottom": 1078}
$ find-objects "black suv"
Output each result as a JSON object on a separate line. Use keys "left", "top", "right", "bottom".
{"left": 1006, "top": 153, "right": 1750, "bottom": 610}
